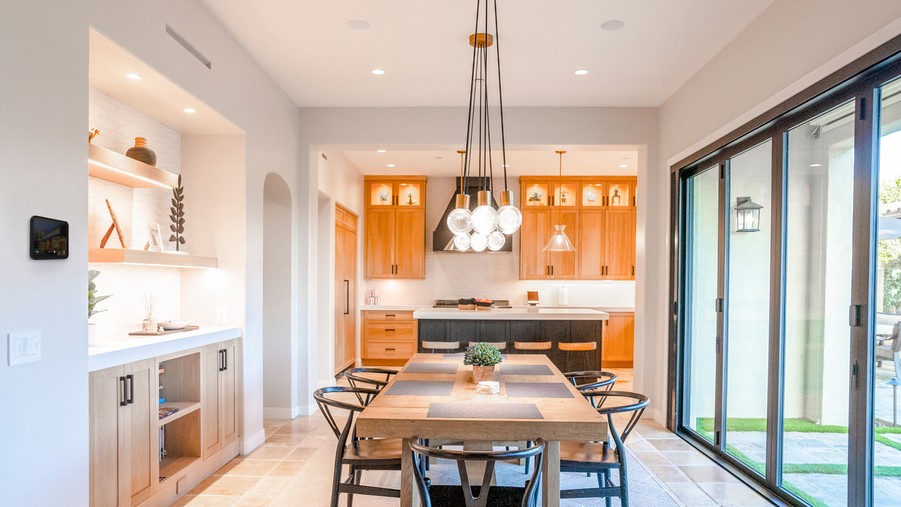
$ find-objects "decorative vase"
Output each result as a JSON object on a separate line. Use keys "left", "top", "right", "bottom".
{"left": 472, "top": 365, "right": 495, "bottom": 383}
{"left": 126, "top": 137, "right": 157, "bottom": 166}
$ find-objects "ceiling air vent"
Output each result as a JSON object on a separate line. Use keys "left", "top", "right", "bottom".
{"left": 165, "top": 25, "right": 212, "bottom": 70}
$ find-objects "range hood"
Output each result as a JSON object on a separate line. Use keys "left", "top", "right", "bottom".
{"left": 433, "top": 178, "right": 513, "bottom": 252}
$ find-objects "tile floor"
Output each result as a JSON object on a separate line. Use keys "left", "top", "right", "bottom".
{"left": 173, "top": 368, "right": 773, "bottom": 506}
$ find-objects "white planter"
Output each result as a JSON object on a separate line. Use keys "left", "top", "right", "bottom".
{"left": 88, "top": 323, "right": 98, "bottom": 346}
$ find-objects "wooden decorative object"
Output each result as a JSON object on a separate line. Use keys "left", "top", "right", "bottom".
{"left": 168, "top": 175, "right": 186, "bottom": 251}
{"left": 99, "top": 199, "right": 127, "bottom": 249}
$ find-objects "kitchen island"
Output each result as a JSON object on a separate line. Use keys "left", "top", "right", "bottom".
{"left": 413, "top": 307, "right": 609, "bottom": 371}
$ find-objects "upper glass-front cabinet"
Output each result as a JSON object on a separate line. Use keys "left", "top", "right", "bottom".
{"left": 367, "top": 180, "right": 424, "bottom": 207}
{"left": 523, "top": 178, "right": 637, "bottom": 208}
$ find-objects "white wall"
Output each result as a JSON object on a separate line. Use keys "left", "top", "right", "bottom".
{"left": 657, "top": 0, "right": 901, "bottom": 424}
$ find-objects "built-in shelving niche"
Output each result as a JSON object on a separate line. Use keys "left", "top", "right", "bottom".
{"left": 158, "top": 352, "right": 201, "bottom": 483}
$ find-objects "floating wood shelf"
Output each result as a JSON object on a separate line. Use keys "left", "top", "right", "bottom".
{"left": 88, "top": 143, "right": 178, "bottom": 189}
{"left": 89, "top": 249, "right": 218, "bottom": 269}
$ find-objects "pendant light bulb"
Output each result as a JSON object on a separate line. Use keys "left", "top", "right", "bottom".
{"left": 543, "top": 224, "right": 575, "bottom": 252}
{"left": 447, "top": 193, "right": 473, "bottom": 235}
{"left": 470, "top": 231, "right": 489, "bottom": 252}
{"left": 471, "top": 190, "right": 498, "bottom": 234}
{"left": 487, "top": 230, "right": 506, "bottom": 251}
{"left": 496, "top": 190, "right": 522, "bottom": 234}
{"left": 452, "top": 233, "right": 472, "bottom": 251}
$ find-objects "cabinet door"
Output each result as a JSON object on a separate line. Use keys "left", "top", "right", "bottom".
{"left": 394, "top": 208, "right": 425, "bottom": 278}
{"left": 578, "top": 209, "right": 605, "bottom": 279}
{"left": 342, "top": 221, "right": 357, "bottom": 368}
{"left": 604, "top": 208, "right": 636, "bottom": 280}
{"left": 127, "top": 359, "right": 157, "bottom": 505}
{"left": 220, "top": 341, "right": 238, "bottom": 448}
{"left": 90, "top": 366, "right": 128, "bottom": 507}
{"left": 548, "top": 210, "right": 578, "bottom": 278}
{"left": 364, "top": 208, "right": 396, "bottom": 279}
{"left": 519, "top": 210, "right": 550, "bottom": 279}
{"left": 602, "top": 313, "right": 634, "bottom": 366}
{"left": 202, "top": 344, "right": 222, "bottom": 459}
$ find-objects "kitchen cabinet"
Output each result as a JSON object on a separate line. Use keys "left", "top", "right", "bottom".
{"left": 520, "top": 176, "right": 636, "bottom": 281}
{"left": 202, "top": 340, "right": 238, "bottom": 460}
{"left": 90, "top": 358, "right": 157, "bottom": 507}
{"left": 364, "top": 177, "right": 427, "bottom": 279}
{"left": 361, "top": 310, "right": 418, "bottom": 366}
{"left": 603, "top": 312, "right": 634, "bottom": 367}
{"left": 335, "top": 206, "right": 357, "bottom": 372}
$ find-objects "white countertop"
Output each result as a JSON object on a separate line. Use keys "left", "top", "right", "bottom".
{"left": 89, "top": 325, "right": 242, "bottom": 372}
{"left": 412, "top": 307, "right": 609, "bottom": 320}
{"left": 361, "top": 305, "right": 428, "bottom": 311}
{"left": 362, "top": 304, "right": 633, "bottom": 313}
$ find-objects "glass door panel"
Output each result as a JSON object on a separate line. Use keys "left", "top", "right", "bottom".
{"left": 683, "top": 165, "right": 721, "bottom": 441}
{"left": 782, "top": 100, "right": 856, "bottom": 506}
{"left": 724, "top": 140, "right": 773, "bottom": 474}
{"left": 874, "top": 76, "right": 901, "bottom": 506}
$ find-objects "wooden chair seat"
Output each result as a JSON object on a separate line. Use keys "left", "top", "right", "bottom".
{"left": 559, "top": 440, "right": 617, "bottom": 466}
{"left": 344, "top": 438, "right": 405, "bottom": 463}
{"left": 513, "top": 341, "right": 552, "bottom": 351}
{"left": 558, "top": 341, "right": 597, "bottom": 351}
{"left": 422, "top": 340, "right": 460, "bottom": 351}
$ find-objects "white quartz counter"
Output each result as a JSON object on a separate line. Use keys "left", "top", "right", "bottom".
{"left": 360, "top": 305, "right": 428, "bottom": 311}
{"left": 89, "top": 325, "right": 242, "bottom": 372}
{"left": 412, "top": 308, "right": 609, "bottom": 321}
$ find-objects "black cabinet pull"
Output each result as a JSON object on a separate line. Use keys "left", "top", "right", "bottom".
{"left": 344, "top": 280, "right": 350, "bottom": 315}
{"left": 119, "top": 376, "right": 128, "bottom": 407}
{"left": 125, "top": 374, "right": 134, "bottom": 405}
{"left": 223, "top": 348, "right": 228, "bottom": 371}
{"left": 218, "top": 349, "right": 225, "bottom": 372}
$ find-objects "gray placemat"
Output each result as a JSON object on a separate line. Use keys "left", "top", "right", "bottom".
{"left": 499, "top": 364, "right": 553, "bottom": 376}
{"left": 504, "top": 382, "right": 574, "bottom": 398}
{"left": 442, "top": 353, "right": 464, "bottom": 359}
{"left": 427, "top": 402, "right": 543, "bottom": 419}
{"left": 404, "top": 363, "right": 459, "bottom": 374}
{"left": 384, "top": 380, "right": 455, "bottom": 396}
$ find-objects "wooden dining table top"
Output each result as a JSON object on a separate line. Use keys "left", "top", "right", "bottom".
{"left": 355, "top": 353, "right": 607, "bottom": 442}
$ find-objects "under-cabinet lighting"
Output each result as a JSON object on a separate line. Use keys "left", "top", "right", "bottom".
{"left": 88, "top": 159, "right": 174, "bottom": 190}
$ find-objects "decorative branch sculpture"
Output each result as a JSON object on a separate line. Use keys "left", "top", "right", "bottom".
{"left": 168, "top": 175, "right": 186, "bottom": 251}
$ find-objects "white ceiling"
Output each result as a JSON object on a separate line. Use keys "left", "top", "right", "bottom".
{"left": 200, "top": 0, "right": 774, "bottom": 108}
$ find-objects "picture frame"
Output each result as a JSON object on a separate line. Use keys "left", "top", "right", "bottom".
{"left": 146, "top": 222, "right": 164, "bottom": 252}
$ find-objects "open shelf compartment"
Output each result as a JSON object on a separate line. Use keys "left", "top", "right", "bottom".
{"left": 158, "top": 353, "right": 201, "bottom": 482}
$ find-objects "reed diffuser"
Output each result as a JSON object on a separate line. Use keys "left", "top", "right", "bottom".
{"left": 141, "top": 294, "right": 158, "bottom": 332}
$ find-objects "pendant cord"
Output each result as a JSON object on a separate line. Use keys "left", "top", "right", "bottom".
{"left": 463, "top": 0, "right": 483, "bottom": 194}
{"left": 493, "top": 0, "right": 508, "bottom": 192}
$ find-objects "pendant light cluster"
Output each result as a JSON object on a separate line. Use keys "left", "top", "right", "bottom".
{"left": 544, "top": 150, "right": 576, "bottom": 252}
{"left": 444, "top": 0, "right": 522, "bottom": 252}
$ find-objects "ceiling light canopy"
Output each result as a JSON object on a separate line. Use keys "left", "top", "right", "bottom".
{"left": 600, "top": 19, "right": 625, "bottom": 31}
{"left": 444, "top": 0, "right": 521, "bottom": 252}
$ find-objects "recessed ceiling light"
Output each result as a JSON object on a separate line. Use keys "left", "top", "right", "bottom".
{"left": 600, "top": 19, "right": 625, "bottom": 32}
{"left": 346, "top": 19, "right": 371, "bottom": 31}
{"left": 377, "top": 149, "right": 387, "bottom": 153}
{"left": 126, "top": 72, "right": 143, "bottom": 80}
{"left": 183, "top": 108, "right": 196, "bottom": 114}
{"left": 371, "top": 69, "right": 386, "bottom": 75}
{"left": 387, "top": 163, "right": 396, "bottom": 168}
{"left": 574, "top": 69, "right": 590, "bottom": 76}
{"left": 618, "top": 163, "right": 628, "bottom": 168}
{"left": 810, "top": 163, "right": 823, "bottom": 167}
{"left": 502, "top": 164, "right": 510, "bottom": 168}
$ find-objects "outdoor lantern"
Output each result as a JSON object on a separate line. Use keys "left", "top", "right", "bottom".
{"left": 735, "top": 197, "right": 763, "bottom": 232}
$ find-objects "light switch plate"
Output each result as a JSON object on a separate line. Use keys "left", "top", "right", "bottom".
{"left": 8, "top": 330, "right": 41, "bottom": 366}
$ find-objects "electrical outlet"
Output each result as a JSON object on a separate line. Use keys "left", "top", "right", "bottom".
{"left": 216, "top": 307, "right": 227, "bottom": 324}
{"left": 8, "top": 330, "right": 41, "bottom": 366}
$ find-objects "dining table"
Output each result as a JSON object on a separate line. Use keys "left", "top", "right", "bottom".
{"left": 355, "top": 352, "right": 607, "bottom": 507}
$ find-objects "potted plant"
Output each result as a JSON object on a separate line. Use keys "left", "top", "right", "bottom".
{"left": 464, "top": 342, "right": 503, "bottom": 383}
{"left": 88, "top": 270, "right": 111, "bottom": 345}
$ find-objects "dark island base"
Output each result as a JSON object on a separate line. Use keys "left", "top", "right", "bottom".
{"left": 417, "top": 319, "right": 603, "bottom": 372}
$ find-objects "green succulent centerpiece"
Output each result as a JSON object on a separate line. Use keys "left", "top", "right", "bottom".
{"left": 463, "top": 342, "right": 503, "bottom": 366}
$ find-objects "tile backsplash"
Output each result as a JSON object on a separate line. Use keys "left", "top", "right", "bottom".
{"left": 363, "top": 177, "right": 636, "bottom": 308}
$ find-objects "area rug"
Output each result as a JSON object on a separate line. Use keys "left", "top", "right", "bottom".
{"left": 422, "top": 448, "right": 682, "bottom": 506}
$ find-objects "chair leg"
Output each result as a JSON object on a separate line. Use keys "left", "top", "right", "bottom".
{"left": 620, "top": 465, "right": 630, "bottom": 507}
{"left": 347, "top": 466, "right": 359, "bottom": 507}
{"left": 329, "top": 464, "right": 342, "bottom": 507}
{"left": 602, "top": 470, "right": 612, "bottom": 507}
{"left": 524, "top": 440, "right": 532, "bottom": 474}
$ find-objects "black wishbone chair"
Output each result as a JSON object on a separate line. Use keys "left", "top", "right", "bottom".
{"left": 345, "top": 367, "right": 398, "bottom": 401}
{"left": 313, "top": 386, "right": 402, "bottom": 507}
{"left": 559, "top": 390, "right": 649, "bottom": 507}
{"left": 410, "top": 439, "right": 545, "bottom": 507}
{"left": 563, "top": 370, "right": 619, "bottom": 408}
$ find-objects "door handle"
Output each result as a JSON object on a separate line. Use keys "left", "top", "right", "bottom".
{"left": 119, "top": 376, "right": 128, "bottom": 407}
{"left": 125, "top": 374, "right": 134, "bottom": 405}
{"left": 218, "top": 349, "right": 224, "bottom": 372}
{"left": 344, "top": 280, "right": 350, "bottom": 315}
{"left": 223, "top": 348, "right": 228, "bottom": 371}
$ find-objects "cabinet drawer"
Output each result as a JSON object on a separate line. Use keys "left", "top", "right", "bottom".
{"left": 364, "top": 339, "right": 417, "bottom": 359}
{"left": 364, "top": 322, "right": 415, "bottom": 340}
{"left": 364, "top": 311, "right": 415, "bottom": 321}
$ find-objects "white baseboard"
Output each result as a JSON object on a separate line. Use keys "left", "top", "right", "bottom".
{"left": 263, "top": 406, "right": 298, "bottom": 420}
{"left": 241, "top": 428, "right": 266, "bottom": 455}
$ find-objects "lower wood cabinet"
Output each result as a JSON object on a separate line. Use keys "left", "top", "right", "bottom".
{"left": 361, "top": 310, "right": 417, "bottom": 366}
{"left": 90, "top": 339, "right": 240, "bottom": 507}
{"left": 602, "top": 312, "right": 635, "bottom": 367}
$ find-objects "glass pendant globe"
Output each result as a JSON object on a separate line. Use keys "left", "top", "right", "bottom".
{"left": 487, "top": 231, "right": 506, "bottom": 251}
{"left": 471, "top": 205, "right": 498, "bottom": 234}
{"left": 453, "top": 233, "right": 471, "bottom": 251}
{"left": 496, "top": 205, "right": 522, "bottom": 234}
{"left": 470, "top": 232, "right": 488, "bottom": 252}
{"left": 446, "top": 207, "right": 473, "bottom": 235}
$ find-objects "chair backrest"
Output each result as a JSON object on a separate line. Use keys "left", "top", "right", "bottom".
{"left": 564, "top": 370, "right": 618, "bottom": 392}
{"left": 894, "top": 322, "right": 901, "bottom": 354}
{"left": 468, "top": 341, "right": 507, "bottom": 351}
{"left": 578, "top": 390, "right": 649, "bottom": 450}
{"left": 422, "top": 340, "right": 460, "bottom": 351}
{"left": 345, "top": 367, "right": 398, "bottom": 391}
{"left": 313, "top": 386, "right": 380, "bottom": 451}
{"left": 557, "top": 341, "right": 597, "bottom": 352}
{"left": 410, "top": 439, "right": 545, "bottom": 507}
{"left": 513, "top": 341, "right": 552, "bottom": 351}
